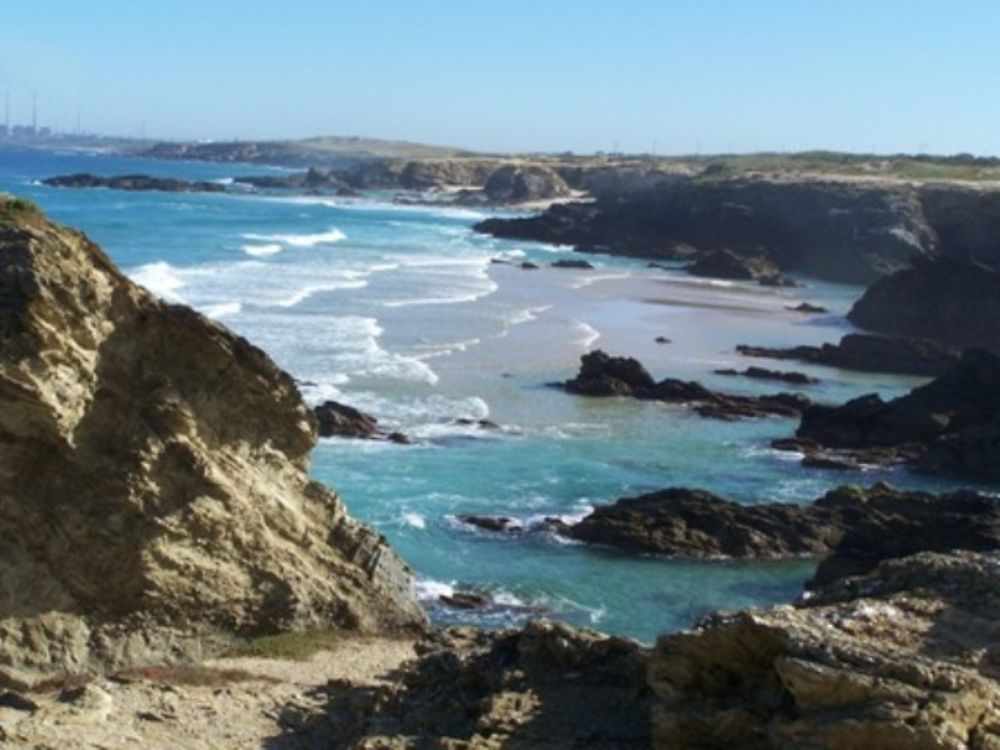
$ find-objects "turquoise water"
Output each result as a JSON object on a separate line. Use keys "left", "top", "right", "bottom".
{"left": 0, "top": 147, "right": 985, "bottom": 642}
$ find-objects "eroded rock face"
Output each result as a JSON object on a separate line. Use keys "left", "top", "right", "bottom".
{"left": 849, "top": 256, "right": 1000, "bottom": 352}
{"left": 649, "top": 551, "right": 1000, "bottom": 750}
{"left": 0, "top": 196, "right": 426, "bottom": 683}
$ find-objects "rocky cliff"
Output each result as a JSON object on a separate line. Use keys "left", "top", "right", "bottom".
{"left": 0, "top": 196, "right": 426, "bottom": 684}
{"left": 475, "top": 176, "right": 1000, "bottom": 284}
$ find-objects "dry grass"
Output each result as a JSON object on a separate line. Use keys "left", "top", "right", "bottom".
{"left": 225, "top": 630, "right": 344, "bottom": 661}
{"left": 114, "top": 664, "right": 270, "bottom": 687}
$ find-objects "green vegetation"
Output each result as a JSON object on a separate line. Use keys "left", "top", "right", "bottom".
{"left": 0, "top": 196, "right": 40, "bottom": 223}
{"left": 624, "top": 150, "right": 1000, "bottom": 183}
{"left": 225, "top": 630, "right": 343, "bottom": 661}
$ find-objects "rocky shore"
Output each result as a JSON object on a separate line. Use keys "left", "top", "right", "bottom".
{"left": 2, "top": 195, "right": 998, "bottom": 748}
{"left": 42, "top": 173, "right": 227, "bottom": 193}
{"left": 848, "top": 255, "right": 1000, "bottom": 352}
{"left": 474, "top": 175, "right": 1000, "bottom": 284}
{"left": 788, "top": 348, "right": 1000, "bottom": 479}
{"left": 0, "top": 196, "right": 424, "bottom": 684}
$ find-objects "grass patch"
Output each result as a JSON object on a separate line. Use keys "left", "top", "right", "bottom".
{"left": 0, "top": 196, "right": 39, "bottom": 224}
{"left": 226, "top": 630, "right": 343, "bottom": 661}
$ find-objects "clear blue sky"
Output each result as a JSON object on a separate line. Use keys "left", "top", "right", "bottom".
{"left": 2, "top": 0, "right": 997, "bottom": 155}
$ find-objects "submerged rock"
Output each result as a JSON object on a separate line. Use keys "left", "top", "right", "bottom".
{"left": 0, "top": 196, "right": 426, "bottom": 683}
{"left": 715, "top": 366, "right": 819, "bottom": 385}
{"left": 650, "top": 551, "right": 1000, "bottom": 750}
{"left": 737, "top": 331, "right": 961, "bottom": 377}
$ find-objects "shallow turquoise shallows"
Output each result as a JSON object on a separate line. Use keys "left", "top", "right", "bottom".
{"left": 1, "top": 147, "right": 987, "bottom": 642}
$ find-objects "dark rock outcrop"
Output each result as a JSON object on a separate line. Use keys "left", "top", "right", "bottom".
{"left": 795, "top": 348, "right": 1000, "bottom": 479}
{"left": 0, "top": 196, "right": 425, "bottom": 682}
{"left": 551, "top": 258, "right": 595, "bottom": 269}
{"left": 43, "top": 173, "right": 226, "bottom": 193}
{"left": 650, "top": 551, "right": 1000, "bottom": 750}
{"left": 848, "top": 256, "right": 1000, "bottom": 352}
{"left": 715, "top": 366, "right": 819, "bottom": 385}
{"left": 562, "top": 350, "right": 812, "bottom": 419}
{"left": 687, "top": 248, "right": 786, "bottom": 285}
{"left": 737, "top": 331, "right": 961, "bottom": 377}
{"left": 566, "top": 488, "right": 846, "bottom": 558}
{"left": 562, "top": 484, "right": 998, "bottom": 571}
{"left": 475, "top": 177, "right": 948, "bottom": 284}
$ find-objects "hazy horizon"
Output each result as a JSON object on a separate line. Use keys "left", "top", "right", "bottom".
{"left": 2, "top": 1, "right": 998, "bottom": 156}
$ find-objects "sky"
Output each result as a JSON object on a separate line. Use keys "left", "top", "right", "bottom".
{"left": 1, "top": 0, "right": 997, "bottom": 155}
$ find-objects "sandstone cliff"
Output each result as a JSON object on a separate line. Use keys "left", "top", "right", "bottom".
{"left": 0, "top": 196, "right": 426, "bottom": 684}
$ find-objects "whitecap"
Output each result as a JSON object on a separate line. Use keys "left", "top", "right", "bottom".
{"left": 401, "top": 512, "right": 426, "bottom": 530}
{"left": 241, "top": 243, "right": 282, "bottom": 257}
{"left": 198, "top": 301, "right": 242, "bottom": 319}
{"left": 572, "top": 321, "right": 601, "bottom": 348}
{"left": 242, "top": 227, "right": 347, "bottom": 247}
{"left": 129, "top": 261, "right": 187, "bottom": 303}
{"left": 413, "top": 578, "right": 455, "bottom": 601}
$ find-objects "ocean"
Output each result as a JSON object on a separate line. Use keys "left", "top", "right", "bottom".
{"left": 0, "top": 146, "right": 978, "bottom": 642}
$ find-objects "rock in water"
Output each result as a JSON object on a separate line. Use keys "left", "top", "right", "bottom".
{"left": 649, "top": 551, "right": 1000, "bottom": 750}
{"left": 687, "top": 248, "right": 786, "bottom": 285}
{"left": 0, "top": 196, "right": 426, "bottom": 683}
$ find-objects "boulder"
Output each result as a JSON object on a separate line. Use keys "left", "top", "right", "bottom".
{"left": 562, "top": 351, "right": 813, "bottom": 419}
{"left": 483, "top": 164, "right": 571, "bottom": 203}
{"left": 313, "top": 400, "right": 380, "bottom": 439}
{"left": 563, "top": 350, "right": 656, "bottom": 397}
{"left": 687, "top": 248, "right": 785, "bottom": 285}
{"left": 0, "top": 196, "right": 426, "bottom": 683}
{"left": 849, "top": 256, "right": 1000, "bottom": 352}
